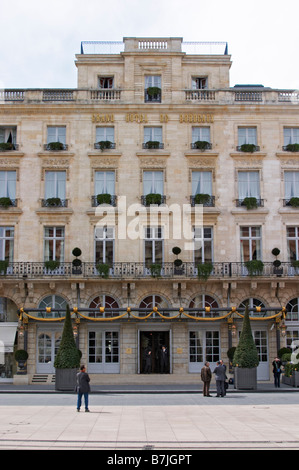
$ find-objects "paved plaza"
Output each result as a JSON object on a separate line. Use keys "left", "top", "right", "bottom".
{"left": 0, "top": 383, "right": 299, "bottom": 451}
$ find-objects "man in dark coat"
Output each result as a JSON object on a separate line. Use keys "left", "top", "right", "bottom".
{"left": 76, "top": 365, "right": 91, "bottom": 412}
{"left": 160, "top": 345, "right": 169, "bottom": 373}
{"left": 201, "top": 361, "right": 212, "bottom": 396}
{"left": 144, "top": 349, "right": 152, "bottom": 373}
{"left": 213, "top": 361, "right": 226, "bottom": 397}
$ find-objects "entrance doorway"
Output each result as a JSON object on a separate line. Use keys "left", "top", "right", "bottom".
{"left": 140, "top": 331, "right": 170, "bottom": 374}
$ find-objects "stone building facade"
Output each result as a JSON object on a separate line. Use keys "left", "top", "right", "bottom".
{"left": 0, "top": 37, "right": 298, "bottom": 384}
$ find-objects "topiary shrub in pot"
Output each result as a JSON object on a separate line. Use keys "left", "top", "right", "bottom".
{"left": 54, "top": 305, "right": 81, "bottom": 391}
{"left": 14, "top": 349, "right": 29, "bottom": 374}
{"left": 232, "top": 304, "right": 259, "bottom": 389}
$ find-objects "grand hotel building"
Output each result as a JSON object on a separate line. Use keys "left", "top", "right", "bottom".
{"left": 0, "top": 37, "right": 298, "bottom": 384}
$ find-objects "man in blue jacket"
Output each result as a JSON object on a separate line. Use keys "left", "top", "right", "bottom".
{"left": 213, "top": 361, "right": 226, "bottom": 397}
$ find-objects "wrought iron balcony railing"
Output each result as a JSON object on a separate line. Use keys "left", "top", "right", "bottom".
{"left": 41, "top": 198, "right": 68, "bottom": 208}
{"left": 91, "top": 195, "right": 117, "bottom": 207}
{"left": 1, "top": 261, "right": 298, "bottom": 279}
{"left": 190, "top": 195, "right": 215, "bottom": 207}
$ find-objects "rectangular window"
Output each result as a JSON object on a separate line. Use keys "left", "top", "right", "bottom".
{"left": 189, "top": 330, "right": 220, "bottom": 364}
{"left": 192, "top": 171, "right": 212, "bottom": 196}
{"left": 0, "top": 227, "right": 14, "bottom": 262}
{"left": 240, "top": 226, "right": 261, "bottom": 261}
{"left": 144, "top": 127, "right": 162, "bottom": 145}
{"left": 96, "top": 127, "right": 115, "bottom": 143}
{"left": 98, "top": 77, "right": 114, "bottom": 89}
{"left": 284, "top": 128, "right": 299, "bottom": 146}
{"left": 88, "top": 331, "right": 119, "bottom": 366}
{"left": 0, "top": 171, "right": 16, "bottom": 199}
{"left": 238, "top": 127, "right": 257, "bottom": 146}
{"left": 95, "top": 226, "right": 114, "bottom": 265}
{"left": 143, "top": 170, "right": 164, "bottom": 195}
{"left": 192, "top": 126, "right": 210, "bottom": 143}
{"left": 193, "top": 227, "right": 213, "bottom": 263}
{"left": 238, "top": 171, "right": 260, "bottom": 200}
{"left": 45, "top": 171, "right": 66, "bottom": 199}
{"left": 0, "top": 126, "right": 17, "bottom": 145}
{"left": 192, "top": 77, "right": 208, "bottom": 89}
{"left": 287, "top": 227, "right": 299, "bottom": 261}
{"left": 44, "top": 227, "right": 65, "bottom": 262}
{"left": 47, "top": 126, "right": 66, "bottom": 144}
{"left": 94, "top": 171, "right": 115, "bottom": 195}
{"left": 284, "top": 171, "right": 299, "bottom": 200}
{"left": 144, "top": 226, "right": 163, "bottom": 267}
{"left": 145, "top": 75, "right": 161, "bottom": 102}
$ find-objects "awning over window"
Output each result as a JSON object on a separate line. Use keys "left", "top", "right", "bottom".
{"left": 0, "top": 323, "right": 18, "bottom": 355}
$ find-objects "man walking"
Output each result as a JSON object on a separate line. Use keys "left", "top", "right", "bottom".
{"left": 213, "top": 361, "right": 226, "bottom": 397}
{"left": 76, "top": 365, "right": 91, "bottom": 412}
{"left": 201, "top": 361, "right": 212, "bottom": 396}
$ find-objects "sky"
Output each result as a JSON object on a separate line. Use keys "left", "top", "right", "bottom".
{"left": 1, "top": 0, "right": 299, "bottom": 90}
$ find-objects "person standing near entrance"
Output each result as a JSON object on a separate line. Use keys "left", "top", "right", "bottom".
{"left": 144, "top": 349, "right": 152, "bottom": 373}
{"left": 213, "top": 361, "right": 226, "bottom": 397}
{"left": 76, "top": 365, "right": 91, "bottom": 412}
{"left": 272, "top": 357, "right": 283, "bottom": 388}
{"left": 201, "top": 361, "right": 212, "bottom": 396}
{"left": 160, "top": 345, "right": 169, "bottom": 373}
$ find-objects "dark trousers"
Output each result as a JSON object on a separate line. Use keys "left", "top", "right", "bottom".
{"left": 216, "top": 380, "right": 225, "bottom": 397}
{"left": 203, "top": 381, "right": 211, "bottom": 396}
{"left": 77, "top": 392, "right": 89, "bottom": 410}
{"left": 274, "top": 372, "right": 281, "bottom": 387}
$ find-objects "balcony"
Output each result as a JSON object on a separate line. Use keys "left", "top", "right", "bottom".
{"left": 1, "top": 261, "right": 298, "bottom": 279}
{"left": 43, "top": 143, "right": 68, "bottom": 151}
{"left": 236, "top": 198, "right": 264, "bottom": 209}
{"left": 91, "top": 195, "right": 117, "bottom": 207}
{"left": 41, "top": 198, "right": 68, "bottom": 208}
{"left": 142, "top": 141, "right": 164, "bottom": 150}
{"left": 190, "top": 195, "right": 215, "bottom": 207}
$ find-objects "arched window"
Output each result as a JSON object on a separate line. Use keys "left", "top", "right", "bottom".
{"left": 286, "top": 298, "right": 299, "bottom": 322}
{"left": 89, "top": 295, "right": 119, "bottom": 317}
{"left": 38, "top": 295, "right": 68, "bottom": 318}
{"left": 189, "top": 294, "right": 219, "bottom": 317}
{"left": 139, "top": 294, "right": 169, "bottom": 316}
{"left": 238, "top": 298, "right": 266, "bottom": 316}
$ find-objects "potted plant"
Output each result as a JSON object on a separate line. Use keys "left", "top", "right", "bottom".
{"left": 146, "top": 86, "right": 161, "bottom": 97}
{"left": 232, "top": 304, "right": 259, "bottom": 389}
{"left": 197, "top": 262, "right": 213, "bottom": 281}
{"left": 194, "top": 193, "right": 211, "bottom": 205}
{"left": 97, "top": 140, "right": 112, "bottom": 151}
{"left": 145, "top": 193, "right": 162, "bottom": 205}
{"left": 285, "top": 143, "right": 299, "bottom": 152}
{"left": 45, "top": 260, "right": 60, "bottom": 271}
{"left": 145, "top": 140, "right": 160, "bottom": 149}
{"left": 0, "top": 197, "right": 13, "bottom": 208}
{"left": 289, "top": 197, "right": 299, "bottom": 208}
{"left": 0, "top": 259, "right": 9, "bottom": 275}
{"left": 150, "top": 263, "right": 162, "bottom": 278}
{"left": 14, "top": 349, "right": 28, "bottom": 374}
{"left": 46, "top": 197, "right": 62, "bottom": 207}
{"left": 193, "top": 140, "right": 211, "bottom": 150}
{"left": 244, "top": 259, "right": 264, "bottom": 276}
{"left": 272, "top": 248, "right": 283, "bottom": 275}
{"left": 54, "top": 305, "right": 81, "bottom": 391}
{"left": 96, "top": 193, "right": 112, "bottom": 205}
{"left": 47, "top": 141, "right": 64, "bottom": 151}
{"left": 96, "top": 262, "right": 110, "bottom": 278}
{"left": 0, "top": 142, "right": 15, "bottom": 151}
{"left": 242, "top": 197, "right": 258, "bottom": 210}
{"left": 172, "top": 247, "right": 183, "bottom": 274}
{"left": 72, "top": 247, "right": 82, "bottom": 274}
{"left": 240, "top": 143, "right": 257, "bottom": 153}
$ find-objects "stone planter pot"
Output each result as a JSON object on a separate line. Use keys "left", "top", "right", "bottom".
{"left": 283, "top": 371, "right": 299, "bottom": 387}
{"left": 234, "top": 367, "right": 257, "bottom": 390}
{"left": 55, "top": 368, "right": 78, "bottom": 391}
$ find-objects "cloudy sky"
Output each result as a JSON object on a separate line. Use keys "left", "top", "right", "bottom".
{"left": 1, "top": 0, "right": 298, "bottom": 90}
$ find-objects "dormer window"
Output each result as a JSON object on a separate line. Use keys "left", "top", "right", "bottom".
{"left": 98, "top": 77, "right": 114, "bottom": 89}
{"left": 192, "top": 77, "right": 208, "bottom": 89}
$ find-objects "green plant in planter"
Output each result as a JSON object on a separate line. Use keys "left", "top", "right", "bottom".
{"left": 145, "top": 193, "right": 162, "bottom": 205}
{"left": 0, "top": 259, "right": 9, "bottom": 274}
{"left": 97, "top": 140, "right": 112, "bottom": 151}
{"left": 174, "top": 259, "right": 183, "bottom": 267}
{"left": 45, "top": 260, "right": 60, "bottom": 271}
{"left": 232, "top": 304, "right": 259, "bottom": 368}
{"left": 245, "top": 259, "right": 264, "bottom": 276}
{"left": 0, "top": 142, "right": 14, "bottom": 151}
{"left": 0, "top": 197, "right": 13, "bottom": 208}
{"left": 172, "top": 247, "right": 181, "bottom": 256}
{"left": 240, "top": 143, "right": 257, "bottom": 153}
{"left": 286, "top": 143, "right": 299, "bottom": 152}
{"left": 289, "top": 197, "right": 299, "bottom": 207}
{"left": 14, "top": 349, "right": 29, "bottom": 362}
{"left": 150, "top": 263, "right": 162, "bottom": 278}
{"left": 197, "top": 262, "right": 213, "bottom": 280}
{"left": 54, "top": 305, "right": 81, "bottom": 369}
{"left": 242, "top": 197, "right": 258, "bottom": 210}
{"left": 291, "top": 260, "right": 299, "bottom": 270}
{"left": 145, "top": 140, "right": 160, "bottom": 149}
{"left": 96, "top": 262, "right": 110, "bottom": 278}
{"left": 146, "top": 86, "right": 161, "bottom": 96}
{"left": 194, "top": 193, "right": 211, "bottom": 205}
{"left": 96, "top": 193, "right": 112, "bottom": 205}
{"left": 47, "top": 141, "right": 64, "bottom": 151}
{"left": 46, "top": 197, "right": 62, "bottom": 207}
{"left": 72, "top": 247, "right": 82, "bottom": 271}
{"left": 193, "top": 140, "right": 210, "bottom": 150}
